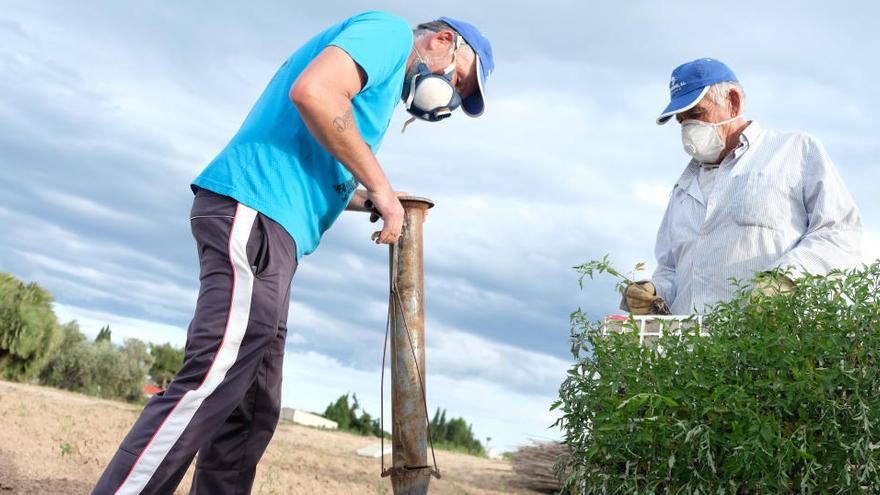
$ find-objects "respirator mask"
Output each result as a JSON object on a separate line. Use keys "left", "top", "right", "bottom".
{"left": 680, "top": 114, "right": 741, "bottom": 164}
{"left": 400, "top": 36, "right": 463, "bottom": 133}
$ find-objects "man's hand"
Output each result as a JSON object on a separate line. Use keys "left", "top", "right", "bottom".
{"left": 366, "top": 188, "right": 405, "bottom": 244}
{"left": 360, "top": 190, "right": 410, "bottom": 221}
{"left": 751, "top": 272, "right": 795, "bottom": 298}
{"left": 352, "top": 189, "right": 414, "bottom": 245}
{"left": 624, "top": 281, "right": 670, "bottom": 315}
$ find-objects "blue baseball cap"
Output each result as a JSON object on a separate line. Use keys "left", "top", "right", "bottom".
{"left": 438, "top": 16, "right": 494, "bottom": 117}
{"left": 656, "top": 58, "right": 738, "bottom": 125}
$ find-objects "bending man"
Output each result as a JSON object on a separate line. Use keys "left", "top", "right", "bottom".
{"left": 93, "top": 11, "right": 494, "bottom": 494}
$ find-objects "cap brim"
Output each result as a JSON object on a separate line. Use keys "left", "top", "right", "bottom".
{"left": 656, "top": 85, "right": 710, "bottom": 125}
{"left": 462, "top": 55, "right": 485, "bottom": 117}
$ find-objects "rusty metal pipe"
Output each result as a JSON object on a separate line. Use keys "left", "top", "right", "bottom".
{"left": 389, "top": 196, "right": 434, "bottom": 494}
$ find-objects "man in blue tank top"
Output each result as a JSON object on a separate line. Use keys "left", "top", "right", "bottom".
{"left": 93, "top": 11, "right": 494, "bottom": 495}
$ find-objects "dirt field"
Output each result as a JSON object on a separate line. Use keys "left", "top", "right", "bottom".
{"left": 0, "top": 380, "right": 536, "bottom": 494}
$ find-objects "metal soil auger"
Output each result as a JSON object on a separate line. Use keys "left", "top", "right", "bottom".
{"left": 379, "top": 196, "right": 440, "bottom": 494}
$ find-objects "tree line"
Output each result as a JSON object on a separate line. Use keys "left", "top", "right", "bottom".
{"left": 2, "top": 272, "right": 489, "bottom": 457}
{"left": 0, "top": 273, "right": 184, "bottom": 403}
{"left": 322, "top": 393, "right": 486, "bottom": 456}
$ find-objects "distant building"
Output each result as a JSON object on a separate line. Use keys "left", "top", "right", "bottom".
{"left": 356, "top": 444, "right": 392, "bottom": 458}
{"left": 280, "top": 407, "right": 338, "bottom": 430}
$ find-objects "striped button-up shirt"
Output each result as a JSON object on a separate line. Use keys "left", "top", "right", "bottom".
{"left": 651, "top": 121, "right": 862, "bottom": 314}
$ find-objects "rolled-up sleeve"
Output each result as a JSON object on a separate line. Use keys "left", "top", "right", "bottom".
{"left": 770, "top": 136, "right": 862, "bottom": 275}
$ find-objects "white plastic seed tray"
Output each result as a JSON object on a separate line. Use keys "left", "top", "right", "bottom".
{"left": 603, "top": 314, "right": 707, "bottom": 346}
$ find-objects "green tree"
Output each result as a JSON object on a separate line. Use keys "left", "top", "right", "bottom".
{"left": 121, "top": 338, "right": 153, "bottom": 375}
{"left": 58, "top": 320, "right": 86, "bottom": 348}
{"left": 0, "top": 273, "right": 64, "bottom": 381}
{"left": 95, "top": 325, "right": 112, "bottom": 343}
{"left": 149, "top": 342, "right": 184, "bottom": 388}
{"left": 41, "top": 336, "right": 153, "bottom": 403}
{"left": 323, "top": 393, "right": 386, "bottom": 437}
{"left": 348, "top": 394, "right": 386, "bottom": 437}
{"left": 324, "top": 393, "right": 354, "bottom": 430}
{"left": 324, "top": 395, "right": 481, "bottom": 448}
{"left": 430, "top": 408, "right": 448, "bottom": 442}
{"left": 430, "top": 408, "right": 485, "bottom": 455}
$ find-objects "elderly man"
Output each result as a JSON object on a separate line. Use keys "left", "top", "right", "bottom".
{"left": 624, "top": 58, "right": 862, "bottom": 316}
{"left": 93, "top": 11, "right": 494, "bottom": 495}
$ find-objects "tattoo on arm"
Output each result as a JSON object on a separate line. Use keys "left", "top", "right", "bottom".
{"left": 332, "top": 107, "right": 354, "bottom": 133}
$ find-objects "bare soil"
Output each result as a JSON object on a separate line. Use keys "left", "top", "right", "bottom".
{"left": 0, "top": 380, "right": 535, "bottom": 494}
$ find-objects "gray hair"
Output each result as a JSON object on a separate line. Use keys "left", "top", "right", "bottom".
{"left": 705, "top": 81, "right": 746, "bottom": 112}
{"left": 413, "top": 21, "right": 475, "bottom": 60}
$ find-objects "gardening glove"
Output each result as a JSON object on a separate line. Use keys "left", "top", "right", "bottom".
{"left": 623, "top": 281, "right": 671, "bottom": 315}
{"left": 751, "top": 272, "right": 795, "bottom": 298}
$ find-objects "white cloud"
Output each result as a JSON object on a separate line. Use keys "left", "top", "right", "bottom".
{"left": 285, "top": 298, "right": 570, "bottom": 394}
{"left": 16, "top": 250, "right": 196, "bottom": 319}
{"left": 53, "top": 302, "right": 187, "bottom": 346}
{"left": 426, "top": 321, "right": 569, "bottom": 392}
{"left": 34, "top": 189, "right": 150, "bottom": 227}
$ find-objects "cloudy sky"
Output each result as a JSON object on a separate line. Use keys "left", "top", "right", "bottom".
{"left": 2, "top": 1, "right": 878, "bottom": 452}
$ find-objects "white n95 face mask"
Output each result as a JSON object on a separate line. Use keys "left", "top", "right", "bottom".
{"left": 680, "top": 115, "right": 740, "bottom": 163}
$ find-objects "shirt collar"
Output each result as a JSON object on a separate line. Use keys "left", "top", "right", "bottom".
{"left": 731, "top": 120, "right": 762, "bottom": 160}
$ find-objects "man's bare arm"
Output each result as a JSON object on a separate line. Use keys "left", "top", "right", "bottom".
{"left": 290, "top": 46, "right": 404, "bottom": 244}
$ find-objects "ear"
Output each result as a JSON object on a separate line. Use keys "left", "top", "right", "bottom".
{"left": 427, "top": 30, "right": 456, "bottom": 51}
{"left": 728, "top": 88, "right": 742, "bottom": 116}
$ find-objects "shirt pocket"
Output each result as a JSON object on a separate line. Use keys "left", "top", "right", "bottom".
{"left": 731, "top": 172, "right": 793, "bottom": 230}
{"left": 669, "top": 185, "right": 704, "bottom": 246}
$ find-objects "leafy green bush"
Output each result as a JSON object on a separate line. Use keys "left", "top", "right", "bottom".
{"left": 0, "top": 273, "right": 64, "bottom": 381}
{"left": 149, "top": 342, "right": 184, "bottom": 388}
{"left": 41, "top": 335, "right": 154, "bottom": 403}
{"left": 554, "top": 262, "right": 880, "bottom": 494}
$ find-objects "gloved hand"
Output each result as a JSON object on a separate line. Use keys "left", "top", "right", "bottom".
{"left": 751, "top": 272, "right": 795, "bottom": 298}
{"left": 624, "top": 281, "right": 670, "bottom": 315}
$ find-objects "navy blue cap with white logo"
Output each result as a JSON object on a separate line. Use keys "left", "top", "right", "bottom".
{"left": 437, "top": 16, "right": 494, "bottom": 117}
{"left": 657, "top": 58, "right": 738, "bottom": 125}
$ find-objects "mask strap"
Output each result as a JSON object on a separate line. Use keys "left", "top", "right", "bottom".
{"left": 403, "top": 74, "right": 417, "bottom": 109}
{"left": 713, "top": 114, "right": 742, "bottom": 127}
{"left": 682, "top": 113, "right": 744, "bottom": 128}
{"left": 445, "top": 33, "right": 462, "bottom": 74}
{"left": 413, "top": 33, "right": 459, "bottom": 78}
{"left": 449, "top": 33, "right": 461, "bottom": 65}
{"left": 401, "top": 116, "right": 417, "bottom": 134}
